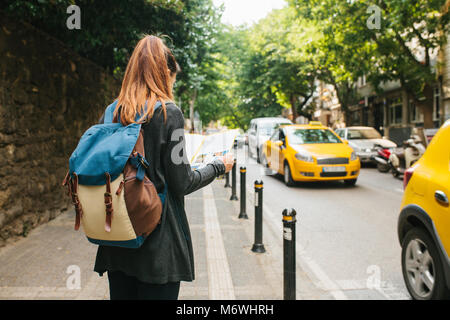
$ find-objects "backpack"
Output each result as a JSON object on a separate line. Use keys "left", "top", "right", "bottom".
{"left": 62, "top": 100, "right": 166, "bottom": 248}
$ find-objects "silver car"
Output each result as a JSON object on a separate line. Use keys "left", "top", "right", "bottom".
{"left": 248, "top": 117, "right": 293, "bottom": 163}
{"left": 335, "top": 126, "right": 397, "bottom": 163}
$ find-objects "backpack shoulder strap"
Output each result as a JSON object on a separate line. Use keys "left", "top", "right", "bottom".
{"left": 104, "top": 100, "right": 119, "bottom": 124}
{"left": 104, "top": 100, "right": 163, "bottom": 124}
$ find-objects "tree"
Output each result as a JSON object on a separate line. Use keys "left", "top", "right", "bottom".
{"left": 172, "top": 0, "right": 223, "bottom": 126}
{"left": 194, "top": 24, "right": 287, "bottom": 130}
{"left": 247, "top": 8, "right": 320, "bottom": 123}
{"left": 2, "top": 0, "right": 227, "bottom": 130}
{"left": 1, "top": 0, "right": 185, "bottom": 74}
{"left": 289, "top": 0, "right": 450, "bottom": 128}
{"left": 193, "top": 26, "right": 245, "bottom": 128}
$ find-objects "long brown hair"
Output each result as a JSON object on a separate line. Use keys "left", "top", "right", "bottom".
{"left": 115, "top": 35, "right": 180, "bottom": 125}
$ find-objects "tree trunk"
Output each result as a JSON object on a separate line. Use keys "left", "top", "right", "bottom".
{"left": 342, "top": 105, "right": 351, "bottom": 127}
{"left": 297, "top": 93, "right": 314, "bottom": 120}
{"left": 290, "top": 95, "right": 298, "bottom": 124}
{"left": 189, "top": 89, "right": 198, "bottom": 133}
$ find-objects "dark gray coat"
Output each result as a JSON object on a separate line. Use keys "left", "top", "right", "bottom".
{"left": 94, "top": 102, "right": 225, "bottom": 284}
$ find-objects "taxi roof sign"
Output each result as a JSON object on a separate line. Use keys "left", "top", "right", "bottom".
{"left": 309, "top": 121, "right": 322, "bottom": 126}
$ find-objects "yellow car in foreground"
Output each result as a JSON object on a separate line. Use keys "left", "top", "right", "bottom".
{"left": 261, "top": 122, "right": 361, "bottom": 186}
{"left": 398, "top": 120, "right": 450, "bottom": 300}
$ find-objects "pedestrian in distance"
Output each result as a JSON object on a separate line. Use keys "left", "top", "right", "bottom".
{"left": 94, "top": 35, "right": 234, "bottom": 300}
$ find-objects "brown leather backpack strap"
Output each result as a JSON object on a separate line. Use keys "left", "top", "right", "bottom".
{"left": 104, "top": 172, "right": 113, "bottom": 233}
{"left": 71, "top": 173, "right": 83, "bottom": 231}
{"left": 62, "top": 171, "right": 71, "bottom": 196}
{"left": 62, "top": 171, "right": 70, "bottom": 186}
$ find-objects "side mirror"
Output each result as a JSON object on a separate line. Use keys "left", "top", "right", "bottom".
{"left": 342, "top": 139, "right": 349, "bottom": 145}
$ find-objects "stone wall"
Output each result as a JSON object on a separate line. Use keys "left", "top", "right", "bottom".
{"left": 0, "top": 14, "right": 120, "bottom": 246}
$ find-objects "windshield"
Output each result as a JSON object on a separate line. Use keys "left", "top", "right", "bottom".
{"left": 347, "top": 128, "right": 382, "bottom": 140}
{"left": 287, "top": 129, "right": 341, "bottom": 144}
{"left": 258, "top": 122, "right": 290, "bottom": 136}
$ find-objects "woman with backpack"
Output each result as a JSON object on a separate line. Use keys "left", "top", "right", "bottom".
{"left": 94, "top": 35, "right": 234, "bottom": 300}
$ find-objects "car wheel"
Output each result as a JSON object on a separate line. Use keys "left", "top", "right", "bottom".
{"left": 377, "top": 162, "right": 390, "bottom": 173}
{"left": 260, "top": 151, "right": 269, "bottom": 168}
{"left": 392, "top": 168, "right": 400, "bottom": 178}
{"left": 284, "top": 162, "right": 295, "bottom": 187}
{"left": 248, "top": 145, "right": 253, "bottom": 159}
{"left": 344, "top": 179, "right": 357, "bottom": 186}
{"left": 401, "top": 227, "right": 450, "bottom": 300}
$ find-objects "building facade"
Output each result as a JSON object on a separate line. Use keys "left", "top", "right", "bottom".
{"left": 313, "top": 29, "right": 449, "bottom": 145}
{"left": 442, "top": 30, "right": 450, "bottom": 124}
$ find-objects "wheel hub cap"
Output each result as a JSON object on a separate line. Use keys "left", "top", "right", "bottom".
{"left": 405, "top": 239, "right": 435, "bottom": 299}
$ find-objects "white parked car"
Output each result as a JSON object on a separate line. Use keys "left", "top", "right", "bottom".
{"left": 247, "top": 117, "right": 292, "bottom": 163}
{"left": 334, "top": 126, "right": 397, "bottom": 163}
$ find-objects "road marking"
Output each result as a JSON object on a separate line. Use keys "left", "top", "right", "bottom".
{"left": 239, "top": 148, "right": 408, "bottom": 300}
{"left": 246, "top": 186, "right": 348, "bottom": 300}
{"left": 203, "top": 185, "right": 236, "bottom": 300}
{"left": 246, "top": 182, "right": 412, "bottom": 300}
{"left": 335, "top": 279, "right": 409, "bottom": 299}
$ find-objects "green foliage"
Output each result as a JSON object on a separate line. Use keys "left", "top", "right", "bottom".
{"left": 2, "top": 0, "right": 228, "bottom": 126}
{"left": 5, "top": 0, "right": 446, "bottom": 129}
{"left": 174, "top": 0, "right": 224, "bottom": 116}
{"left": 200, "top": 8, "right": 321, "bottom": 129}
{"left": 1, "top": 0, "right": 186, "bottom": 74}
{"left": 288, "top": 0, "right": 449, "bottom": 123}
{"left": 250, "top": 8, "right": 320, "bottom": 120}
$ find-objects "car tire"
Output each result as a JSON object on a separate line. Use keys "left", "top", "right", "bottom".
{"left": 344, "top": 179, "right": 357, "bottom": 186}
{"left": 377, "top": 162, "right": 390, "bottom": 173}
{"left": 284, "top": 162, "right": 295, "bottom": 187}
{"left": 260, "top": 151, "right": 269, "bottom": 168}
{"left": 248, "top": 145, "right": 253, "bottom": 159}
{"left": 392, "top": 169, "right": 401, "bottom": 178}
{"left": 401, "top": 227, "right": 450, "bottom": 300}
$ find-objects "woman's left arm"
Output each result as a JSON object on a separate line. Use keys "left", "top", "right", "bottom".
{"left": 162, "top": 106, "right": 226, "bottom": 196}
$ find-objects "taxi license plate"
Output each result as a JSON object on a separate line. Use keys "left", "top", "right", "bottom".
{"left": 323, "top": 166, "right": 346, "bottom": 172}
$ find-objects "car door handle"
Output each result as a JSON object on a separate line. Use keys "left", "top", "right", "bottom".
{"left": 435, "top": 191, "right": 449, "bottom": 207}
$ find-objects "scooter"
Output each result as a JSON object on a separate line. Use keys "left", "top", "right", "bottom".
{"left": 389, "top": 135, "right": 426, "bottom": 178}
{"left": 373, "top": 145, "right": 394, "bottom": 173}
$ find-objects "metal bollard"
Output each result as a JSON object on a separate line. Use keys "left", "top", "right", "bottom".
{"left": 251, "top": 180, "right": 265, "bottom": 253}
{"left": 229, "top": 159, "right": 238, "bottom": 201}
{"left": 224, "top": 172, "right": 231, "bottom": 188}
{"left": 282, "top": 208, "right": 297, "bottom": 300}
{"left": 238, "top": 167, "right": 248, "bottom": 219}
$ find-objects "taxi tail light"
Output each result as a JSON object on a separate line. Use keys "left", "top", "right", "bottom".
{"left": 403, "top": 167, "right": 415, "bottom": 190}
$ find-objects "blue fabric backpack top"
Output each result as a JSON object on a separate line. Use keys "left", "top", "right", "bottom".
{"left": 62, "top": 100, "right": 166, "bottom": 248}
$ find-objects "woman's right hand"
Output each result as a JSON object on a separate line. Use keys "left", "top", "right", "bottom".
{"left": 219, "top": 153, "right": 234, "bottom": 173}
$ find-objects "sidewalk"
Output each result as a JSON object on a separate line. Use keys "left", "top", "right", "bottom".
{"left": 0, "top": 178, "right": 327, "bottom": 300}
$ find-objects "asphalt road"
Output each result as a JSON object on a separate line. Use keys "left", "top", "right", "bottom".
{"left": 234, "top": 145, "right": 411, "bottom": 300}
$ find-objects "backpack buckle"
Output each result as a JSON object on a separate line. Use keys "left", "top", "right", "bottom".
{"left": 140, "top": 158, "right": 149, "bottom": 169}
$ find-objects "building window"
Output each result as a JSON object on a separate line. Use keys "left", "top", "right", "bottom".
{"left": 357, "top": 74, "right": 367, "bottom": 88}
{"left": 409, "top": 99, "right": 424, "bottom": 123}
{"left": 389, "top": 97, "right": 403, "bottom": 125}
{"left": 433, "top": 87, "right": 440, "bottom": 121}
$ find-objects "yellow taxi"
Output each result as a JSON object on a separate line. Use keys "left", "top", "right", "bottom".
{"left": 398, "top": 120, "right": 450, "bottom": 300}
{"left": 261, "top": 122, "right": 361, "bottom": 186}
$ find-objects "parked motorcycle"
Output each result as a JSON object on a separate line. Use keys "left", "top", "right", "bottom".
{"left": 373, "top": 145, "right": 394, "bottom": 173}
{"left": 389, "top": 135, "right": 426, "bottom": 178}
